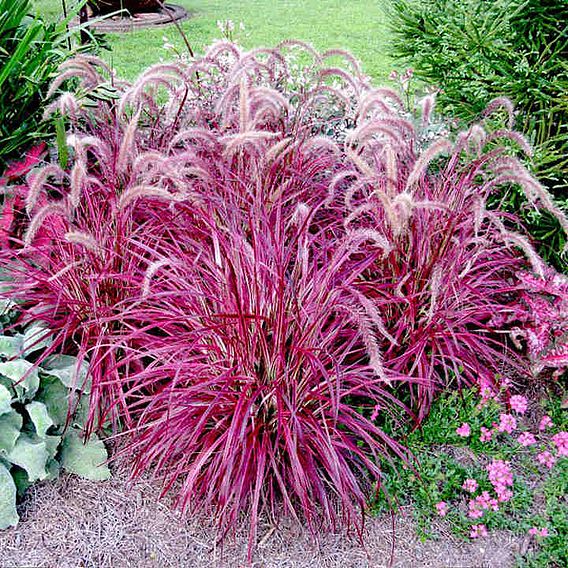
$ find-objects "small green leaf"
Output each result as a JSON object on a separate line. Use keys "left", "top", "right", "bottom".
{"left": 40, "top": 355, "right": 91, "bottom": 393}
{"left": 0, "top": 335, "right": 23, "bottom": 358}
{"left": 22, "top": 322, "right": 52, "bottom": 356}
{"left": 0, "top": 411, "right": 23, "bottom": 455}
{"left": 0, "top": 360, "right": 39, "bottom": 401}
{"left": 60, "top": 429, "right": 110, "bottom": 481}
{"left": 6, "top": 433, "right": 49, "bottom": 482}
{"left": 0, "top": 384, "right": 13, "bottom": 416}
{"left": 26, "top": 401, "right": 55, "bottom": 438}
{"left": 0, "top": 462, "right": 18, "bottom": 529}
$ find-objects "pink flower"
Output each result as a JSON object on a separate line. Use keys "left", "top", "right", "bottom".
{"left": 470, "top": 524, "right": 488, "bottom": 539}
{"left": 435, "top": 501, "right": 448, "bottom": 517}
{"left": 497, "top": 413, "right": 517, "bottom": 434}
{"left": 487, "top": 459, "right": 513, "bottom": 490}
{"left": 529, "top": 527, "right": 549, "bottom": 537}
{"left": 517, "top": 432, "right": 537, "bottom": 446}
{"left": 456, "top": 423, "right": 471, "bottom": 437}
{"left": 495, "top": 487, "right": 513, "bottom": 502}
{"left": 539, "top": 415, "right": 553, "bottom": 431}
{"left": 478, "top": 380, "right": 496, "bottom": 405}
{"left": 468, "top": 501, "right": 484, "bottom": 519}
{"left": 510, "top": 395, "right": 528, "bottom": 414}
{"left": 552, "top": 431, "right": 568, "bottom": 457}
{"left": 480, "top": 426, "right": 493, "bottom": 442}
{"left": 462, "top": 478, "right": 478, "bottom": 493}
{"left": 537, "top": 451, "right": 556, "bottom": 469}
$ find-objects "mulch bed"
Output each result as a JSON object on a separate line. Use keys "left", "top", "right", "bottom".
{"left": 0, "top": 470, "right": 524, "bottom": 567}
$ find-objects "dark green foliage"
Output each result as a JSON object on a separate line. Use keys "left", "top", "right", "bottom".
{"left": 0, "top": 0, "right": 89, "bottom": 168}
{"left": 388, "top": 0, "right": 568, "bottom": 270}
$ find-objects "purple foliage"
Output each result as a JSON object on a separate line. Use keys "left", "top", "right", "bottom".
{"left": 1, "top": 41, "right": 567, "bottom": 555}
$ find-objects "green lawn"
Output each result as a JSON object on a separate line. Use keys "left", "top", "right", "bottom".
{"left": 33, "top": 1, "right": 394, "bottom": 81}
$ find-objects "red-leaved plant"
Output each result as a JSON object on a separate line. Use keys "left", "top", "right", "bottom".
{"left": 1, "top": 41, "right": 567, "bottom": 558}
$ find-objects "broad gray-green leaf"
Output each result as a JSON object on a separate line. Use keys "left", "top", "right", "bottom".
{"left": 0, "top": 335, "right": 23, "bottom": 358}
{"left": 60, "top": 430, "right": 110, "bottom": 481}
{"left": 26, "top": 401, "right": 54, "bottom": 438}
{"left": 0, "top": 411, "right": 23, "bottom": 455}
{"left": 6, "top": 434, "right": 49, "bottom": 482}
{"left": 44, "top": 434, "right": 61, "bottom": 460}
{"left": 0, "top": 384, "right": 13, "bottom": 416}
{"left": 0, "top": 360, "right": 39, "bottom": 401}
{"left": 22, "top": 322, "right": 52, "bottom": 355}
{"left": 0, "top": 462, "right": 18, "bottom": 529}
{"left": 0, "top": 298, "right": 16, "bottom": 316}
{"left": 40, "top": 355, "right": 91, "bottom": 393}
{"left": 36, "top": 374, "right": 70, "bottom": 427}
{"left": 45, "top": 458, "right": 60, "bottom": 481}
{"left": 11, "top": 467, "right": 30, "bottom": 497}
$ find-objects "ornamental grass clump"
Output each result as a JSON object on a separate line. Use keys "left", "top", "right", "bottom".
{"left": 1, "top": 41, "right": 566, "bottom": 555}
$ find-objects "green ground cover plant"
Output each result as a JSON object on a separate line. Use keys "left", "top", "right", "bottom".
{"left": 372, "top": 388, "right": 568, "bottom": 567}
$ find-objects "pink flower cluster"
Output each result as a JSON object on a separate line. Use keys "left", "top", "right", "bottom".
{"left": 517, "top": 432, "right": 536, "bottom": 446}
{"left": 537, "top": 451, "right": 556, "bottom": 469}
{"left": 468, "top": 490, "right": 499, "bottom": 518}
{"left": 435, "top": 501, "right": 448, "bottom": 517}
{"left": 456, "top": 423, "right": 471, "bottom": 437}
{"left": 480, "top": 426, "right": 493, "bottom": 442}
{"left": 552, "top": 431, "right": 568, "bottom": 457}
{"left": 510, "top": 395, "right": 528, "bottom": 414}
{"left": 462, "top": 478, "right": 478, "bottom": 493}
{"left": 486, "top": 459, "right": 513, "bottom": 502}
{"left": 470, "top": 524, "right": 488, "bottom": 539}
{"left": 528, "top": 526, "right": 549, "bottom": 537}
{"left": 539, "top": 415, "right": 553, "bottom": 431}
{"left": 477, "top": 379, "right": 497, "bottom": 407}
{"left": 497, "top": 413, "right": 517, "bottom": 434}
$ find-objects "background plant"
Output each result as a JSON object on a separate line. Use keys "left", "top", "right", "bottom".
{"left": 387, "top": 0, "right": 568, "bottom": 270}
{"left": 0, "top": 0, "right": 98, "bottom": 169}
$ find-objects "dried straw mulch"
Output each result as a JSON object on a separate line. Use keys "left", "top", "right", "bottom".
{"left": 0, "top": 470, "right": 524, "bottom": 568}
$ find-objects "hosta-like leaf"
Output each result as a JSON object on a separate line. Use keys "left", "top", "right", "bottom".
{"left": 6, "top": 433, "right": 49, "bottom": 482}
{"left": 26, "top": 401, "right": 54, "bottom": 438}
{"left": 44, "top": 435, "right": 61, "bottom": 459}
{"left": 0, "top": 360, "right": 39, "bottom": 401}
{"left": 0, "top": 298, "right": 16, "bottom": 317}
{"left": 60, "top": 429, "right": 110, "bottom": 481}
{"left": 0, "top": 411, "right": 23, "bottom": 455}
{"left": 22, "top": 322, "right": 52, "bottom": 356}
{"left": 11, "top": 466, "right": 30, "bottom": 497}
{"left": 0, "top": 462, "right": 18, "bottom": 529}
{"left": 0, "top": 384, "right": 13, "bottom": 416}
{"left": 45, "top": 458, "right": 60, "bottom": 480}
{"left": 36, "top": 373, "right": 70, "bottom": 427}
{"left": 40, "top": 355, "right": 91, "bottom": 393}
{"left": 0, "top": 335, "right": 23, "bottom": 358}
